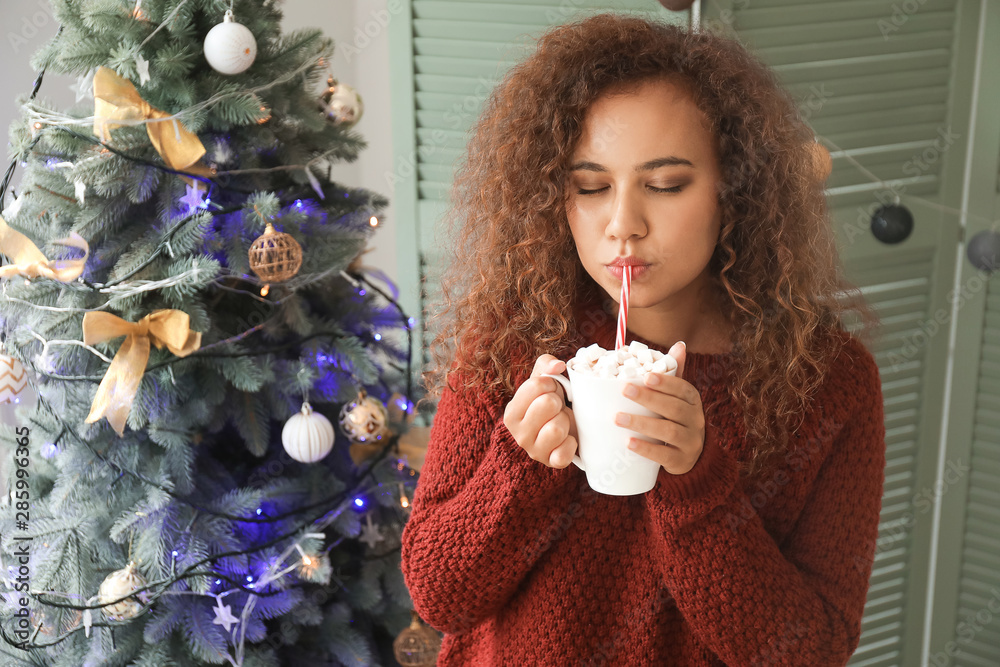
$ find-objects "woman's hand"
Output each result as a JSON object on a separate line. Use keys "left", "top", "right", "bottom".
{"left": 614, "top": 342, "right": 706, "bottom": 475}
{"left": 503, "top": 355, "right": 580, "bottom": 469}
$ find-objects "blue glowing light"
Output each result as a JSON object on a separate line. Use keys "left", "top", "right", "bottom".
{"left": 246, "top": 575, "right": 253, "bottom": 582}
{"left": 373, "top": 333, "right": 382, "bottom": 342}
{"left": 215, "top": 579, "right": 221, "bottom": 585}
{"left": 294, "top": 200, "right": 303, "bottom": 209}
{"left": 256, "top": 508, "right": 263, "bottom": 515}
{"left": 395, "top": 397, "right": 409, "bottom": 411}
{"left": 353, "top": 497, "right": 365, "bottom": 508}
{"left": 40, "top": 443, "right": 58, "bottom": 459}
{"left": 359, "top": 289, "right": 366, "bottom": 296}
{"left": 172, "top": 550, "right": 178, "bottom": 558}
{"left": 407, "top": 317, "right": 416, "bottom": 328}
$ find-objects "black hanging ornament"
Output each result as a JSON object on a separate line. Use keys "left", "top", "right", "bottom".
{"left": 966, "top": 230, "right": 1000, "bottom": 273}
{"left": 870, "top": 204, "right": 913, "bottom": 244}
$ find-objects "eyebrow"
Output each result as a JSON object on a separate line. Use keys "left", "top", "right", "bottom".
{"left": 569, "top": 156, "right": 694, "bottom": 172}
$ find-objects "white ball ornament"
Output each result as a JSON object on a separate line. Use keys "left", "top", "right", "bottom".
{"left": 282, "top": 402, "right": 335, "bottom": 463}
{"left": 98, "top": 561, "right": 150, "bottom": 621}
{"left": 204, "top": 10, "right": 257, "bottom": 75}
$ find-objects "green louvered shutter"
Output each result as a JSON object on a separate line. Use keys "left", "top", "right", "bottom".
{"left": 940, "top": 271, "right": 1000, "bottom": 665}
{"left": 710, "top": 0, "right": 979, "bottom": 664}
{"left": 922, "top": 1, "right": 1000, "bottom": 663}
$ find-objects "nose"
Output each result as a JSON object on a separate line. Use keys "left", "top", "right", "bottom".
{"left": 605, "top": 186, "right": 647, "bottom": 241}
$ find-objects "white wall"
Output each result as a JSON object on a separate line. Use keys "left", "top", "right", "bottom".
{"left": 0, "top": 0, "right": 398, "bottom": 285}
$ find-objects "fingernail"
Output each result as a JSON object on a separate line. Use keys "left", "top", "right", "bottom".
{"left": 627, "top": 439, "right": 638, "bottom": 450}
{"left": 623, "top": 384, "right": 638, "bottom": 397}
{"left": 645, "top": 373, "right": 659, "bottom": 386}
{"left": 615, "top": 413, "right": 631, "bottom": 426}
{"left": 679, "top": 341, "right": 686, "bottom": 349}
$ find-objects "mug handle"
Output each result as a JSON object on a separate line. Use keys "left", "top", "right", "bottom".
{"left": 539, "top": 372, "right": 585, "bottom": 471}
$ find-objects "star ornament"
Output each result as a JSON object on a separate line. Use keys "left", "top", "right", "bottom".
{"left": 359, "top": 513, "right": 384, "bottom": 549}
{"left": 180, "top": 184, "right": 206, "bottom": 214}
{"left": 212, "top": 596, "right": 239, "bottom": 633}
{"left": 135, "top": 54, "right": 150, "bottom": 85}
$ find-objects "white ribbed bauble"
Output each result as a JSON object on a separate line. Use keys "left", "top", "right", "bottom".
{"left": 282, "top": 402, "right": 335, "bottom": 463}
{"left": 203, "top": 10, "right": 257, "bottom": 75}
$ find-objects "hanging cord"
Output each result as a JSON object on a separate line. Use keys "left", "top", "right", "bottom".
{"left": 0, "top": 58, "right": 52, "bottom": 204}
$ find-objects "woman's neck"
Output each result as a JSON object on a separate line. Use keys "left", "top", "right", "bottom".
{"left": 600, "top": 293, "right": 734, "bottom": 355}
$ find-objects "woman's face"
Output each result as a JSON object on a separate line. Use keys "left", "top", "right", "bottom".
{"left": 565, "top": 77, "right": 723, "bottom": 323}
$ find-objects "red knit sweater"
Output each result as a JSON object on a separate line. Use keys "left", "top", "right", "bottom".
{"left": 401, "top": 309, "right": 886, "bottom": 666}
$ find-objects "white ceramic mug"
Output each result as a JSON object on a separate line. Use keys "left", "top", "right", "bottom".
{"left": 541, "top": 354, "right": 677, "bottom": 496}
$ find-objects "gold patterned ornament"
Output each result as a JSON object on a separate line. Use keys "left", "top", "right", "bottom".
{"left": 338, "top": 389, "right": 390, "bottom": 445}
{"left": 82, "top": 310, "right": 202, "bottom": 436}
{"left": 282, "top": 402, "right": 335, "bottom": 463}
{"left": 248, "top": 223, "right": 302, "bottom": 296}
{"left": 98, "top": 561, "right": 150, "bottom": 621}
{"left": 319, "top": 77, "right": 364, "bottom": 128}
{"left": 393, "top": 611, "right": 441, "bottom": 667}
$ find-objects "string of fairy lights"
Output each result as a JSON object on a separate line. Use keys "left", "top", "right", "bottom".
{"left": 0, "top": 26, "right": 420, "bottom": 654}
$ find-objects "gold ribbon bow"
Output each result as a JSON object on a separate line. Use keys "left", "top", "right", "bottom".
{"left": 0, "top": 216, "right": 89, "bottom": 282}
{"left": 83, "top": 310, "right": 202, "bottom": 436}
{"left": 93, "top": 67, "right": 207, "bottom": 172}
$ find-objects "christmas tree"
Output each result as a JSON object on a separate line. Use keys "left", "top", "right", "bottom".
{"left": 0, "top": 1, "right": 433, "bottom": 665}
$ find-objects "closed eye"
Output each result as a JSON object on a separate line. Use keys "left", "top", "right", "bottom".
{"left": 576, "top": 185, "right": 683, "bottom": 195}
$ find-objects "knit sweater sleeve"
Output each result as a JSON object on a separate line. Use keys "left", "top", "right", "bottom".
{"left": 400, "top": 375, "right": 580, "bottom": 634}
{"left": 644, "top": 339, "right": 886, "bottom": 666}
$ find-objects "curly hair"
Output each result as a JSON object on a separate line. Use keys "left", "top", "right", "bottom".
{"left": 418, "top": 13, "right": 880, "bottom": 477}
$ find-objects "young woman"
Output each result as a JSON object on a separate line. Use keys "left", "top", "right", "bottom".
{"left": 402, "top": 13, "right": 885, "bottom": 666}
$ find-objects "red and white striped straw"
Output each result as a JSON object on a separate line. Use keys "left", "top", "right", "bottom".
{"left": 615, "top": 265, "right": 631, "bottom": 350}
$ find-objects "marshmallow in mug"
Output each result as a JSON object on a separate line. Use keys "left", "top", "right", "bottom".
{"left": 569, "top": 341, "right": 675, "bottom": 379}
